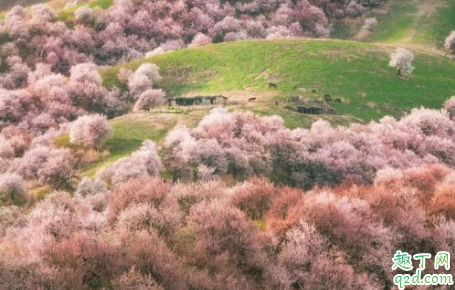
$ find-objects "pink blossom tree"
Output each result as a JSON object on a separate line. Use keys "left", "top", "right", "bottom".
{"left": 97, "top": 140, "right": 162, "bottom": 185}
{"left": 69, "top": 114, "right": 112, "bottom": 149}
{"left": 37, "top": 150, "right": 75, "bottom": 189}
{"left": 17, "top": 145, "right": 75, "bottom": 189}
{"left": 117, "top": 68, "right": 133, "bottom": 85}
{"left": 0, "top": 173, "right": 25, "bottom": 200}
{"left": 189, "top": 33, "right": 212, "bottom": 47}
{"left": 68, "top": 63, "right": 107, "bottom": 110}
{"left": 112, "top": 268, "right": 163, "bottom": 290}
{"left": 128, "top": 63, "right": 162, "bottom": 97}
{"left": 133, "top": 89, "right": 166, "bottom": 111}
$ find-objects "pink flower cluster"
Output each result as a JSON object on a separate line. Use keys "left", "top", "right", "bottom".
{"left": 165, "top": 103, "right": 455, "bottom": 188}
{"left": 1, "top": 164, "right": 455, "bottom": 289}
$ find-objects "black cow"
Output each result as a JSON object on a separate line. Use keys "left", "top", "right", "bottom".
{"left": 324, "top": 94, "right": 332, "bottom": 102}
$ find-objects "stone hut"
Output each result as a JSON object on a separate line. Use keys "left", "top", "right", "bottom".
{"left": 297, "top": 106, "right": 324, "bottom": 115}
{"left": 168, "top": 95, "right": 228, "bottom": 107}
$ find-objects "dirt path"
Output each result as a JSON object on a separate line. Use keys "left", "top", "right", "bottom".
{"left": 357, "top": 0, "right": 448, "bottom": 56}
{"left": 401, "top": 0, "right": 446, "bottom": 43}
{"left": 355, "top": 0, "right": 446, "bottom": 46}
{"left": 353, "top": 28, "right": 372, "bottom": 41}
{"left": 373, "top": 41, "right": 448, "bottom": 59}
{"left": 398, "top": 0, "right": 448, "bottom": 56}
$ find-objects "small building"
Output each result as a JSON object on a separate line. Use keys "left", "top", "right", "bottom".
{"left": 297, "top": 106, "right": 324, "bottom": 115}
{"left": 168, "top": 95, "right": 229, "bottom": 107}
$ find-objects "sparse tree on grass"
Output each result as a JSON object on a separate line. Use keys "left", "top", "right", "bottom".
{"left": 389, "top": 47, "right": 414, "bottom": 76}
{"left": 444, "top": 31, "right": 455, "bottom": 59}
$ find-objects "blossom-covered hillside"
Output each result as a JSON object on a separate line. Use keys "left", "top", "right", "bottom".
{"left": 2, "top": 0, "right": 455, "bottom": 289}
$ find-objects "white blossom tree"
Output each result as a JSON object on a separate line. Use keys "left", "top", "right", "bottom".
{"left": 70, "top": 114, "right": 112, "bottom": 149}
{"left": 389, "top": 47, "right": 414, "bottom": 76}
{"left": 444, "top": 31, "right": 455, "bottom": 59}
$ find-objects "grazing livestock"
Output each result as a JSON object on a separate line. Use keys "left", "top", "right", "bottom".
{"left": 334, "top": 98, "right": 342, "bottom": 103}
{"left": 249, "top": 97, "right": 257, "bottom": 102}
{"left": 269, "top": 83, "right": 278, "bottom": 89}
{"left": 324, "top": 94, "right": 332, "bottom": 102}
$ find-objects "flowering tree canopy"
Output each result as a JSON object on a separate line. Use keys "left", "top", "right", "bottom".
{"left": 389, "top": 47, "right": 415, "bottom": 76}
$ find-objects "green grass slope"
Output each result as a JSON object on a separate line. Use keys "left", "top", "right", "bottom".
{"left": 366, "top": 0, "right": 419, "bottom": 43}
{"left": 103, "top": 39, "right": 455, "bottom": 122}
{"left": 361, "top": 0, "right": 455, "bottom": 48}
{"left": 413, "top": 0, "right": 455, "bottom": 47}
{"left": 57, "top": 109, "right": 208, "bottom": 177}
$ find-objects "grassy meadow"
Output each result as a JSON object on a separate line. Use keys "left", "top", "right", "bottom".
{"left": 103, "top": 39, "right": 455, "bottom": 123}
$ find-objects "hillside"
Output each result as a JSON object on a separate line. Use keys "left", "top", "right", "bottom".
{"left": 84, "top": 38, "right": 455, "bottom": 178}
{"left": 3, "top": 1, "right": 455, "bottom": 288}
{"left": 334, "top": 0, "right": 455, "bottom": 49}
{"left": 103, "top": 39, "right": 455, "bottom": 123}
